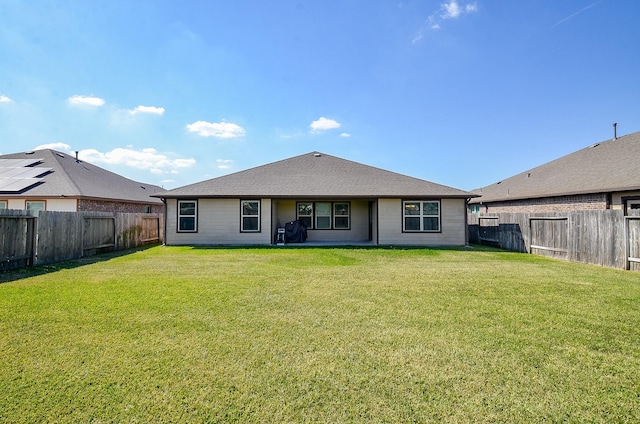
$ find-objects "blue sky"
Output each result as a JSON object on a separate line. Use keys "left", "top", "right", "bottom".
{"left": 1, "top": 0, "right": 638, "bottom": 191}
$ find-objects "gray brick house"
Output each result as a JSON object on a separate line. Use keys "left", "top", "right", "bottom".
{"left": 0, "top": 149, "right": 164, "bottom": 213}
{"left": 469, "top": 131, "right": 640, "bottom": 215}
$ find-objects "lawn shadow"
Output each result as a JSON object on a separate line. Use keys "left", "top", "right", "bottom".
{"left": 0, "top": 245, "right": 157, "bottom": 284}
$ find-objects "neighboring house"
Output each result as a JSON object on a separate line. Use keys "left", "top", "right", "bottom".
{"left": 153, "top": 151, "right": 478, "bottom": 246}
{"left": 469, "top": 131, "right": 640, "bottom": 215}
{"left": 0, "top": 149, "right": 164, "bottom": 213}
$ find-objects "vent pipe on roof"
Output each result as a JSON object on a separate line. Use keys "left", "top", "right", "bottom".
{"left": 75, "top": 151, "right": 79, "bottom": 162}
{"left": 613, "top": 122, "right": 617, "bottom": 140}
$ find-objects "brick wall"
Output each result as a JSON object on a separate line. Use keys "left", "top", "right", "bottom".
{"left": 481, "top": 193, "right": 608, "bottom": 214}
{"left": 78, "top": 199, "right": 164, "bottom": 214}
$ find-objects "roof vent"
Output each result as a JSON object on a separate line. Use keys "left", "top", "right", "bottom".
{"left": 25, "top": 151, "right": 34, "bottom": 155}
{"left": 56, "top": 153, "right": 65, "bottom": 158}
{"left": 613, "top": 122, "right": 617, "bottom": 140}
{"left": 314, "top": 153, "right": 321, "bottom": 157}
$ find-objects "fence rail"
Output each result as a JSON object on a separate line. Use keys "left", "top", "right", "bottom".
{"left": 1, "top": 210, "right": 163, "bottom": 271}
{"left": 469, "top": 210, "right": 640, "bottom": 271}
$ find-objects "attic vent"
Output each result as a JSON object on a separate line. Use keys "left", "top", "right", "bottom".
{"left": 590, "top": 143, "right": 600, "bottom": 148}
{"left": 314, "top": 153, "right": 321, "bottom": 157}
{"left": 496, "top": 181, "right": 501, "bottom": 185}
{"left": 140, "top": 185, "right": 146, "bottom": 190}
{"left": 25, "top": 151, "right": 34, "bottom": 155}
{"left": 56, "top": 153, "right": 65, "bottom": 158}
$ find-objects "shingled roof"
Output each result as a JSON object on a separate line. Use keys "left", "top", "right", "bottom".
{"left": 470, "top": 131, "right": 640, "bottom": 203}
{"left": 154, "top": 151, "right": 476, "bottom": 199}
{"left": 0, "top": 149, "right": 164, "bottom": 204}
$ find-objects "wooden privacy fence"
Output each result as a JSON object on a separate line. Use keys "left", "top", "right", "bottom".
{"left": 468, "top": 210, "right": 640, "bottom": 271}
{"left": 0, "top": 210, "right": 163, "bottom": 271}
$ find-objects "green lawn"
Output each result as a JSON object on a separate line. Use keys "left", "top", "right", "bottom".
{"left": 1, "top": 246, "right": 639, "bottom": 423}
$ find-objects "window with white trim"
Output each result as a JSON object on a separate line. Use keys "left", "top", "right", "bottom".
{"left": 241, "top": 200, "right": 260, "bottom": 232}
{"left": 403, "top": 200, "right": 440, "bottom": 232}
{"left": 0, "top": 200, "right": 6, "bottom": 210}
{"left": 26, "top": 201, "right": 45, "bottom": 214}
{"left": 296, "top": 201, "right": 350, "bottom": 230}
{"left": 178, "top": 200, "right": 197, "bottom": 232}
{"left": 297, "top": 202, "right": 313, "bottom": 229}
{"left": 315, "top": 202, "right": 331, "bottom": 229}
{"left": 334, "top": 203, "right": 350, "bottom": 229}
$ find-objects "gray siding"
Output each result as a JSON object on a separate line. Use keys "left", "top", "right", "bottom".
{"left": 273, "top": 200, "right": 370, "bottom": 242}
{"left": 165, "top": 198, "right": 272, "bottom": 245}
{"left": 378, "top": 198, "right": 467, "bottom": 246}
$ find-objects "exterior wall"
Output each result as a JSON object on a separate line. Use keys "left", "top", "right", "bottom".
{"left": 273, "top": 200, "right": 297, "bottom": 227}
{"left": 165, "top": 198, "right": 272, "bottom": 245}
{"left": 476, "top": 193, "right": 608, "bottom": 214}
{"left": 165, "top": 197, "right": 468, "bottom": 246}
{"left": 613, "top": 191, "right": 640, "bottom": 211}
{"left": 78, "top": 199, "right": 163, "bottom": 214}
{"left": 306, "top": 200, "right": 369, "bottom": 242}
{"left": 272, "top": 199, "right": 371, "bottom": 242}
{"left": 0, "top": 197, "right": 162, "bottom": 213}
{"left": 1, "top": 197, "right": 77, "bottom": 211}
{"left": 378, "top": 198, "right": 467, "bottom": 246}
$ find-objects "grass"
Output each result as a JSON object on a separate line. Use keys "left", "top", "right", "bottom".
{"left": 1, "top": 245, "right": 639, "bottom": 423}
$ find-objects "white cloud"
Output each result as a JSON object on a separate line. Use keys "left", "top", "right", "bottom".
{"left": 216, "top": 159, "right": 233, "bottom": 169}
{"left": 413, "top": 1, "right": 478, "bottom": 42}
{"left": 78, "top": 147, "right": 196, "bottom": 172}
{"left": 0, "top": 95, "right": 13, "bottom": 103}
{"left": 33, "top": 142, "right": 72, "bottom": 152}
{"left": 68, "top": 95, "right": 106, "bottom": 107}
{"left": 441, "top": 1, "right": 477, "bottom": 19}
{"left": 340, "top": 132, "right": 351, "bottom": 138}
{"left": 129, "top": 105, "right": 165, "bottom": 116}
{"left": 310, "top": 117, "right": 341, "bottom": 132}
{"left": 186, "top": 120, "right": 246, "bottom": 138}
{"left": 442, "top": 1, "right": 463, "bottom": 19}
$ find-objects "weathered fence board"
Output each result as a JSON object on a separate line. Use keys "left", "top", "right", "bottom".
{"left": 470, "top": 210, "right": 639, "bottom": 271}
{"left": 36, "top": 211, "right": 84, "bottom": 265}
{"left": 0, "top": 210, "right": 164, "bottom": 270}
{"left": 0, "top": 210, "right": 36, "bottom": 271}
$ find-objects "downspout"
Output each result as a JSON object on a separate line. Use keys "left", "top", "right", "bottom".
{"left": 161, "top": 198, "right": 167, "bottom": 245}
{"left": 465, "top": 198, "right": 470, "bottom": 247}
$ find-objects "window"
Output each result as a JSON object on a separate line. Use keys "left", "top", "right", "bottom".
{"left": 628, "top": 200, "right": 640, "bottom": 213}
{"left": 0, "top": 201, "right": 6, "bottom": 210}
{"left": 241, "top": 200, "right": 260, "bottom": 232}
{"left": 334, "top": 203, "right": 350, "bottom": 229}
{"left": 315, "top": 202, "right": 331, "bottom": 229}
{"left": 144, "top": 205, "right": 152, "bottom": 213}
{"left": 178, "top": 200, "right": 197, "bottom": 232}
{"left": 296, "top": 201, "right": 350, "bottom": 230}
{"left": 297, "top": 202, "right": 313, "bottom": 229}
{"left": 403, "top": 200, "right": 440, "bottom": 232}
{"left": 26, "top": 201, "right": 45, "bottom": 214}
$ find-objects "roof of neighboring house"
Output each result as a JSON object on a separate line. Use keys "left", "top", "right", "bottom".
{"left": 154, "top": 151, "right": 477, "bottom": 199}
{"left": 470, "top": 131, "right": 640, "bottom": 204}
{"left": 0, "top": 149, "right": 164, "bottom": 204}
